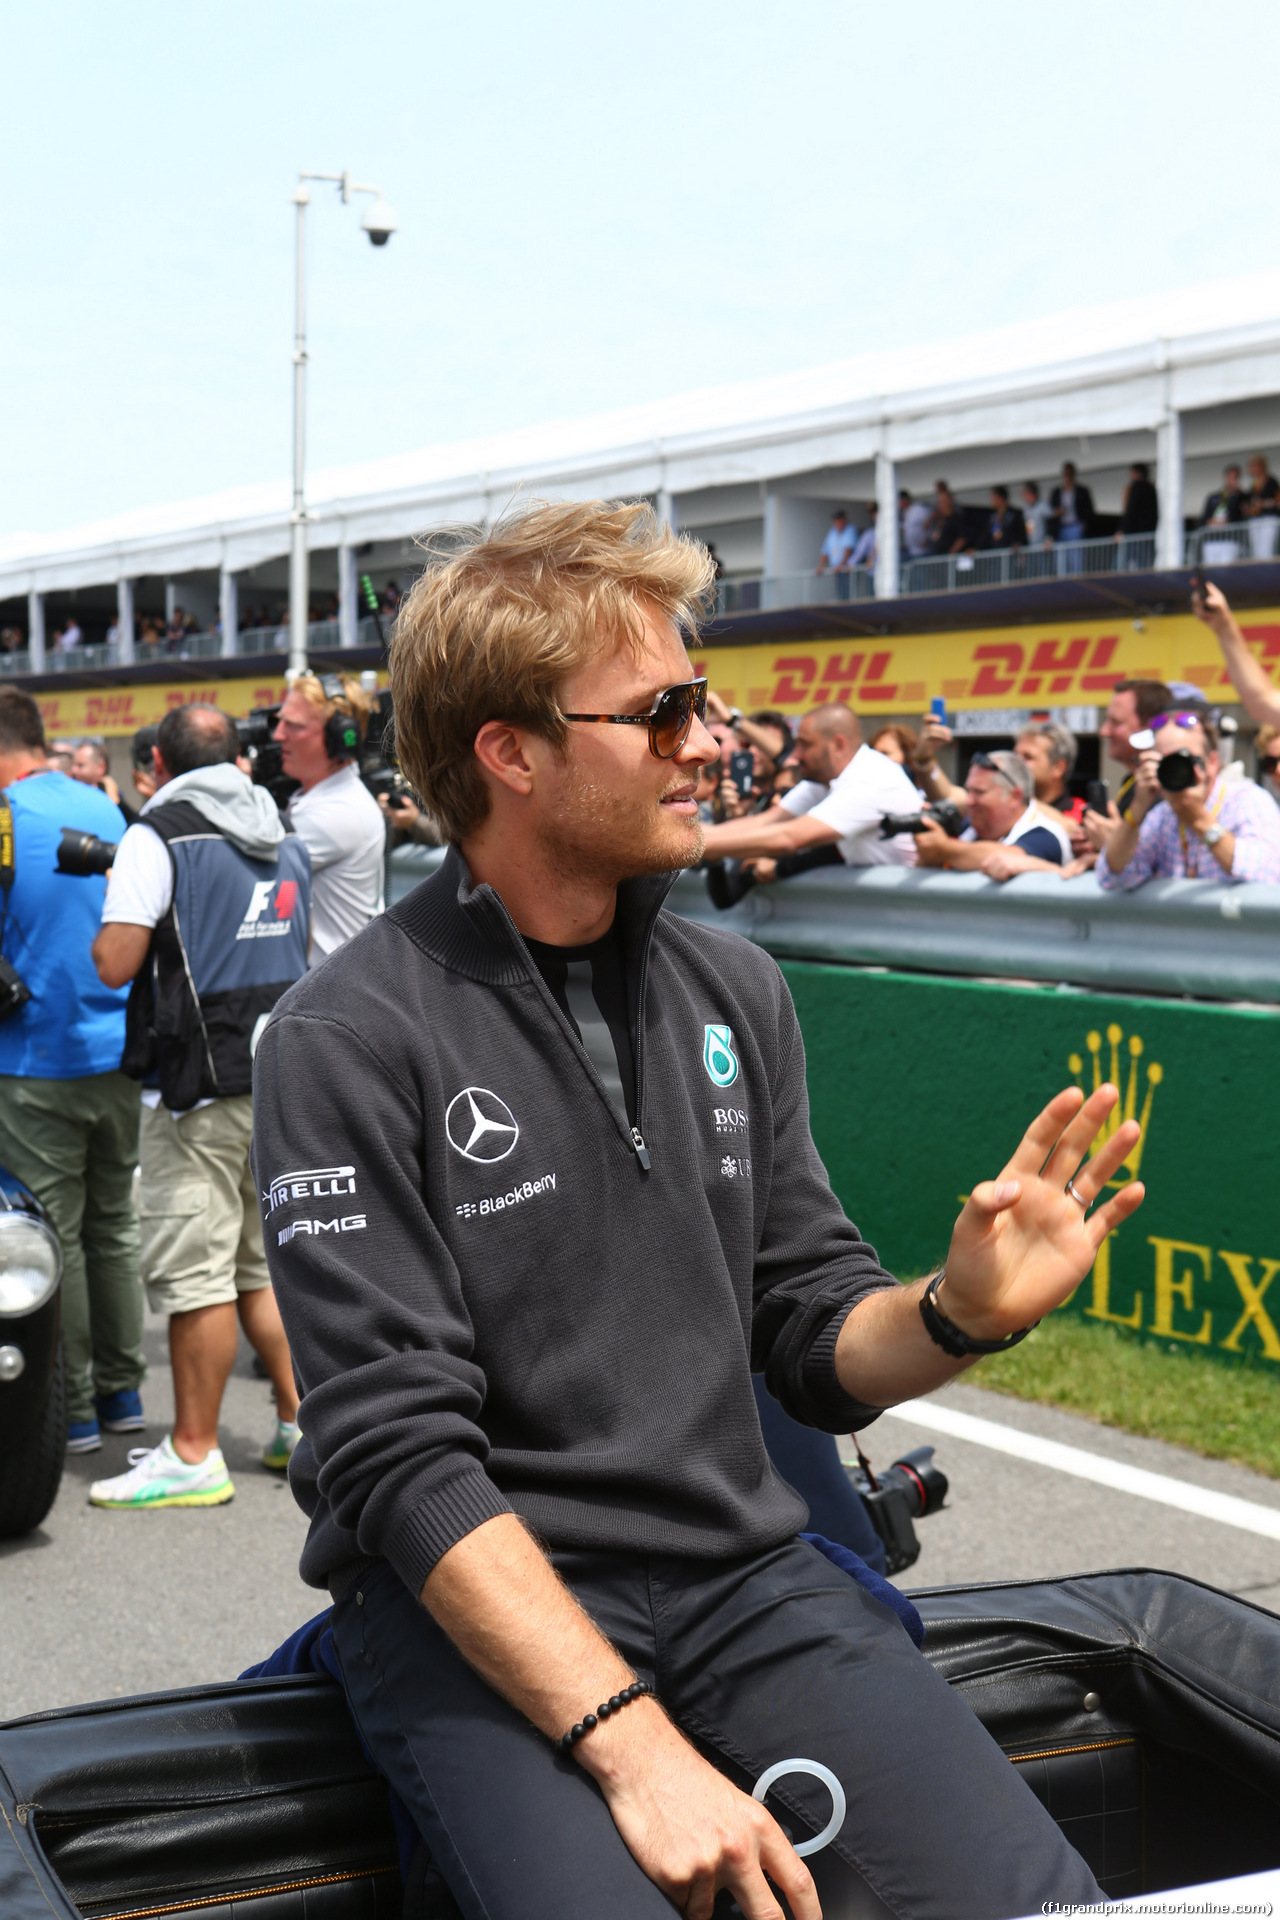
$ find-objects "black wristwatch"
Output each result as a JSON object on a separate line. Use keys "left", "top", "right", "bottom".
{"left": 918, "top": 1273, "right": 1037, "bottom": 1358}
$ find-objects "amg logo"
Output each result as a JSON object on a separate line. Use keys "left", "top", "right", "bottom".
{"left": 266, "top": 1166, "right": 356, "bottom": 1214}
{"left": 278, "top": 1214, "right": 367, "bottom": 1245}
{"left": 713, "top": 1107, "right": 749, "bottom": 1134}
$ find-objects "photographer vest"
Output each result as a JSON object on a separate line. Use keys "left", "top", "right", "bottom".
{"left": 122, "top": 800, "right": 311, "bottom": 1111}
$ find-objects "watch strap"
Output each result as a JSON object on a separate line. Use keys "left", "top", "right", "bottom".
{"left": 918, "top": 1273, "right": 1037, "bottom": 1358}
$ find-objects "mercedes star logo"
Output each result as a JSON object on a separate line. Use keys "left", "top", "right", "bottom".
{"left": 444, "top": 1086, "right": 520, "bottom": 1163}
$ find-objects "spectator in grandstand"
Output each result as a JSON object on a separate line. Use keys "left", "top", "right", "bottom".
{"left": 1246, "top": 454, "right": 1280, "bottom": 519}
{"left": 1098, "top": 707, "right": 1280, "bottom": 887}
{"left": 1080, "top": 677, "right": 1174, "bottom": 854}
{"left": 1021, "top": 480, "right": 1052, "bottom": 546}
{"left": 914, "top": 750, "right": 1072, "bottom": 880}
{"left": 0, "top": 627, "right": 23, "bottom": 654}
{"left": 900, "top": 488, "right": 932, "bottom": 559}
{"left": 849, "top": 503, "right": 877, "bottom": 568}
{"left": 1202, "top": 465, "right": 1246, "bottom": 527}
{"left": 926, "top": 482, "right": 966, "bottom": 557}
{"left": 699, "top": 703, "right": 921, "bottom": 871}
{"left": 55, "top": 618, "right": 83, "bottom": 652}
{"left": 816, "top": 509, "right": 855, "bottom": 574}
{"left": 1116, "top": 463, "right": 1159, "bottom": 548}
{"left": 986, "top": 486, "right": 1026, "bottom": 550}
{"left": 1015, "top": 721, "right": 1082, "bottom": 824}
{"left": 273, "top": 672, "right": 386, "bottom": 964}
{"left": 1049, "top": 462, "right": 1094, "bottom": 544}
{"left": 702, "top": 541, "right": 725, "bottom": 580}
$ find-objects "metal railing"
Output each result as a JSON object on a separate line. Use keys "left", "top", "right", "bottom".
{"left": 9, "top": 614, "right": 387, "bottom": 676}
{"left": 715, "top": 568, "right": 876, "bottom": 615}
{"left": 1187, "top": 520, "right": 1280, "bottom": 567}
{"left": 385, "top": 846, "right": 1280, "bottom": 1005}
{"left": 901, "top": 533, "right": 1157, "bottom": 593}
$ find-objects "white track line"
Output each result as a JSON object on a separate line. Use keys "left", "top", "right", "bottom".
{"left": 871, "top": 1398, "right": 1280, "bottom": 1543}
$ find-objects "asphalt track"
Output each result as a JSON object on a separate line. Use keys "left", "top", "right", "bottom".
{"left": 4, "top": 1314, "right": 1279, "bottom": 1722}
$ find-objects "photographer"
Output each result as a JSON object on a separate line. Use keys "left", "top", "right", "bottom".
{"left": 699, "top": 702, "right": 922, "bottom": 872}
{"left": 914, "top": 750, "right": 1072, "bottom": 881}
{"left": 1098, "top": 707, "right": 1280, "bottom": 887}
{"left": 0, "top": 688, "right": 145, "bottom": 1455}
{"left": 272, "top": 672, "right": 385, "bottom": 964}
{"left": 88, "top": 705, "right": 311, "bottom": 1509}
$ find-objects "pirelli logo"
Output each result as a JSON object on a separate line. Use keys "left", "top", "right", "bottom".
{"left": 266, "top": 1165, "right": 356, "bottom": 1215}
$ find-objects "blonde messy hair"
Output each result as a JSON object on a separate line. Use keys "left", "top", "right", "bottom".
{"left": 293, "top": 670, "right": 377, "bottom": 744}
{"left": 390, "top": 500, "right": 716, "bottom": 844}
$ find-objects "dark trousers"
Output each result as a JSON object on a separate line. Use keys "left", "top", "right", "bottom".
{"left": 331, "top": 1541, "right": 1103, "bottom": 1920}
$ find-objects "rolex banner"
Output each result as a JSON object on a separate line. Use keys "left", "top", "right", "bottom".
{"left": 784, "top": 962, "right": 1280, "bottom": 1370}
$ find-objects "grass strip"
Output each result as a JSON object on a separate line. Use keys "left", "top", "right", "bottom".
{"left": 971, "top": 1313, "right": 1280, "bottom": 1482}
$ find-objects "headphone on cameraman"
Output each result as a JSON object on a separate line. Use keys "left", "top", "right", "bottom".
{"left": 317, "top": 673, "right": 362, "bottom": 763}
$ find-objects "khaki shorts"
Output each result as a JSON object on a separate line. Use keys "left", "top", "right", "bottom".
{"left": 137, "top": 1095, "right": 270, "bottom": 1316}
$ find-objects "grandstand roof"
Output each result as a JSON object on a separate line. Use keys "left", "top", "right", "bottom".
{"left": 7, "top": 268, "right": 1280, "bottom": 592}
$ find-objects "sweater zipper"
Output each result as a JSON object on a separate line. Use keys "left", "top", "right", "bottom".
{"left": 630, "top": 1126, "right": 651, "bottom": 1171}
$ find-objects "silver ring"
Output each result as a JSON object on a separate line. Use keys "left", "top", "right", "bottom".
{"left": 1065, "top": 1178, "right": 1089, "bottom": 1208}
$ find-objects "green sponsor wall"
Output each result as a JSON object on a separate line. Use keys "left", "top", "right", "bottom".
{"left": 781, "top": 961, "right": 1280, "bottom": 1371}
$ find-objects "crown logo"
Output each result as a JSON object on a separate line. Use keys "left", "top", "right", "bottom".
{"left": 1067, "top": 1023, "right": 1162, "bottom": 1187}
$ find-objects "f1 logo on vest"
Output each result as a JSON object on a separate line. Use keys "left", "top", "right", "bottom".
{"left": 235, "top": 878, "right": 300, "bottom": 942}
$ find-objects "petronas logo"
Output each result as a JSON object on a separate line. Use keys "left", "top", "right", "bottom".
{"left": 1067, "top": 1024, "right": 1162, "bottom": 1187}
{"left": 703, "top": 1024, "right": 739, "bottom": 1088}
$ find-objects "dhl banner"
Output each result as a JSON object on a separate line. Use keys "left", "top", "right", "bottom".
{"left": 32, "top": 603, "right": 1280, "bottom": 738}
{"left": 692, "top": 607, "right": 1280, "bottom": 715}
{"left": 34, "top": 674, "right": 389, "bottom": 740}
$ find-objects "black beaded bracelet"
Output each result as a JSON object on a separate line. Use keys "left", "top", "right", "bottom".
{"left": 558, "top": 1679, "right": 652, "bottom": 1754}
{"left": 919, "top": 1272, "right": 1037, "bottom": 1358}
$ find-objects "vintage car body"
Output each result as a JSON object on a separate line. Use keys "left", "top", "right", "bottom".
{"left": 3, "top": 1567, "right": 1280, "bottom": 1918}
{"left": 0, "top": 1165, "right": 64, "bottom": 1539}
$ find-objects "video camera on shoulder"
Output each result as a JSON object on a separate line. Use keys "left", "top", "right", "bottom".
{"left": 234, "top": 707, "right": 298, "bottom": 811}
{"left": 359, "top": 688, "right": 419, "bottom": 806}
{"left": 879, "top": 799, "right": 966, "bottom": 840}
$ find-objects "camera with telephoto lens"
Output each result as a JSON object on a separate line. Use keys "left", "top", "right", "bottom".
{"left": 1157, "top": 749, "right": 1204, "bottom": 794}
{"left": 56, "top": 829, "right": 119, "bottom": 878}
{"left": 879, "top": 798, "right": 966, "bottom": 841}
{"left": 845, "top": 1445, "right": 949, "bottom": 1574}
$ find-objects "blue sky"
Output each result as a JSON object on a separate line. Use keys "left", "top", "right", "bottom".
{"left": 4, "top": 2, "right": 1279, "bottom": 535}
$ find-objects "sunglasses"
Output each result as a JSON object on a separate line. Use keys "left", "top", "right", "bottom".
{"left": 562, "top": 678, "right": 708, "bottom": 760}
{"left": 1262, "top": 753, "right": 1280, "bottom": 776}
{"left": 1151, "top": 711, "right": 1205, "bottom": 731}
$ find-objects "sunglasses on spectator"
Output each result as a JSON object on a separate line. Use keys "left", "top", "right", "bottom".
{"left": 1262, "top": 753, "right": 1280, "bottom": 776}
{"left": 563, "top": 678, "right": 708, "bottom": 759}
{"left": 1151, "top": 711, "right": 1206, "bottom": 731}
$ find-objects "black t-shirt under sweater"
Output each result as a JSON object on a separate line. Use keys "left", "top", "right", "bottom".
{"left": 522, "top": 923, "right": 636, "bottom": 1126}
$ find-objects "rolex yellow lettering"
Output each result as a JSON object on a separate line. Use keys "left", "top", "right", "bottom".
{"left": 1083, "top": 1232, "right": 1142, "bottom": 1329}
{"left": 1149, "top": 1237, "right": 1213, "bottom": 1345}
{"left": 1217, "top": 1252, "right": 1280, "bottom": 1361}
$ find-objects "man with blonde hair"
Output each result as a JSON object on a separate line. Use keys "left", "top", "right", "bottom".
{"left": 252, "top": 500, "right": 1136, "bottom": 1920}
{"left": 272, "top": 670, "right": 384, "bottom": 963}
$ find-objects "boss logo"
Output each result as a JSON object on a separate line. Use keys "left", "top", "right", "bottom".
{"left": 713, "top": 1107, "right": 749, "bottom": 1134}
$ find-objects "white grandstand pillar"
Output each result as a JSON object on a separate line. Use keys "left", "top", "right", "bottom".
{"left": 337, "top": 543, "right": 359, "bottom": 648}
{"left": 1158, "top": 411, "right": 1184, "bottom": 570}
{"left": 219, "top": 568, "right": 238, "bottom": 659}
{"left": 655, "top": 489, "right": 677, "bottom": 534}
{"left": 117, "top": 577, "right": 135, "bottom": 666}
{"left": 874, "top": 450, "right": 899, "bottom": 600}
{"left": 27, "top": 591, "right": 45, "bottom": 672}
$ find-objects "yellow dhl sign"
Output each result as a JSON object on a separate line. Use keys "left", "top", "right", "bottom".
{"left": 33, "top": 674, "right": 389, "bottom": 740}
{"left": 692, "top": 607, "right": 1280, "bottom": 714}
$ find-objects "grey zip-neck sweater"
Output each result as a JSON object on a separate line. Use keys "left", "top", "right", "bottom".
{"left": 251, "top": 848, "right": 895, "bottom": 1597}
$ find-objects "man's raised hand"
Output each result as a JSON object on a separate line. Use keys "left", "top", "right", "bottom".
{"left": 937, "top": 1083, "right": 1144, "bottom": 1342}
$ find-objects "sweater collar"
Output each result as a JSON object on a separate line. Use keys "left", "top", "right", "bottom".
{"left": 389, "top": 844, "right": 677, "bottom": 986}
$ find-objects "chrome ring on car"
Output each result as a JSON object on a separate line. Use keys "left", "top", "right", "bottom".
{"left": 0, "top": 1210, "right": 63, "bottom": 1317}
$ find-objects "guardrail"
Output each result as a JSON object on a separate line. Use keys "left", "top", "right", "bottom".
{"left": 1187, "top": 520, "right": 1280, "bottom": 567}
{"left": 715, "top": 568, "right": 876, "bottom": 614}
{"left": 385, "top": 847, "right": 1280, "bottom": 1006}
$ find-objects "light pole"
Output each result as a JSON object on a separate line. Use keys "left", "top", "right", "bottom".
{"left": 288, "top": 170, "right": 398, "bottom": 678}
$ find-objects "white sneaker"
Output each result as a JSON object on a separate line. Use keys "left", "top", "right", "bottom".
{"left": 262, "top": 1418, "right": 301, "bottom": 1472}
{"left": 88, "top": 1435, "right": 235, "bottom": 1509}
